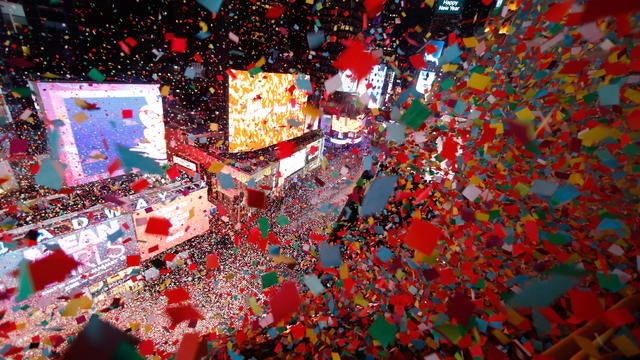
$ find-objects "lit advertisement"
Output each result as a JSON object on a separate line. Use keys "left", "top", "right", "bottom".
{"left": 417, "top": 40, "right": 446, "bottom": 95}
{"left": 0, "top": 215, "right": 139, "bottom": 303}
{"left": 133, "top": 187, "right": 212, "bottom": 261}
{"left": 228, "top": 70, "right": 312, "bottom": 153}
{"left": 331, "top": 115, "right": 365, "bottom": 133}
{"left": 356, "top": 65, "right": 388, "bottom": 108}
{"left": 30, "top": 81, "right": 167, "bottom": 186}
{"left": 424, "top": 40, "right": 446, "bottom": 64}
{"left": 337, "top": 70, "right": 359, "bottom": 93}
{"left": 436, "top": 0, "right": 465, "bottom": 14}
{"left": 416, "top": 70, "right": 438, "bottom": 94}
{"left": 278, "top": 149, "right": 306, "bottom": 180}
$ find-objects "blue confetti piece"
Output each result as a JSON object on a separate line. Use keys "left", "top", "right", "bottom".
{"left": 304, "top": 274, "right": 325, "bottom": 296}
{"left": 197, "top": 0, "right": 223, "bottom": 14}
{"left": 296, "top": 74, "right": 313, "bottom": 92}
{"left": 217, "top": 173, "right": 235, "bottom": 189}
{"left": 319, "top": 242, "right": 341, "bottom": 268}
{"left": 107, "top": 228, "right": 125, "bottom": 243}
{"left": 360, "top": 175, "right": 399, "bottom": 217}
{"left": 530, "top": 179, "right": 559, "bottom": 197}
{"left": 376, "top": 246, "right": 393, "bottom": 262}
{"left": 552, "top": 184, "right": 580, "bottom": 206}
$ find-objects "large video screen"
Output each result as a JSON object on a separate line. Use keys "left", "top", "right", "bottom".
{"left": 0, "top": 214, "right": 139, "bottom": 303}
{"left": 30, "top": 81, "right": 167, "bottom": 186}
{"left": 228, "top": 70, "right": 311, "bottom": 153}
{"left": 331, "top": 114, "right": 365, "bottom": 133}
{"left": 133, "top": 188, "right": 212, "bottom": 260}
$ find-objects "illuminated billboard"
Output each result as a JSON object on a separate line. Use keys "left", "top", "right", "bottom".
{"left": 133, "top": 187, "right": 212, "bottom": 260}
{"left": 278, "top": 149, "right": 306, "bottom": 181}
{"left": 0, "top": 214, "right": 139, "bottom": 303}
{"left": 30, "top": 81, "right": 167, "bottom": 186}
{"left": 436, "top": 0, "right": 465, "bottom": 14}
{"left": 331, "top": 115, "right": 365, "bottom": 133}
{"left": 228, "top": 70, "right": 312, "bottom": 153}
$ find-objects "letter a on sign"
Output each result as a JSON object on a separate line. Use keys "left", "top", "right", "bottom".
{"left": 136, "top": 198, "right": 149, "bottom": 211}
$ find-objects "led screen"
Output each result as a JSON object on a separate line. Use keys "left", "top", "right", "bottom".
{"left": 331, "top": 115, "right": 364, "bottom": 133}
{"left": 424, "top": 40, "right": 446, "bottom": 64}
{"left": 278, "top": 149, "right": 306, "bottom": 180}
{"left": 30, "top": 81, "right": 167, "bottom": 186}
{"left": 133, "top": 188, "right": 212, "bottom": 260}
{"left": 0, "top": 214, "right": 139, "bottom": 303}
{"left": 228, "top": 70, "right": 310, "bottom": 153}
{"left": 337, "top": 70, "right": 359, "bottom": 93}
{"left": 356, "top": 65, "right": 388, "bottom": 108}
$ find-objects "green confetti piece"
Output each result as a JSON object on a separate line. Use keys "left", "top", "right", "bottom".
{"left": 401, "top": 100, "right": 432, "bottom": 130}
{"left": 276, "top": 215, "right": 290, "bottom": 226}
{"left": 368, "top": 316, "right": 397, "bottom": 348}
{"left": 87, "top": 68, "right": 106, "bottom": 82}
{"left": 257, "top": 216, "right": 269, "bottom": 238}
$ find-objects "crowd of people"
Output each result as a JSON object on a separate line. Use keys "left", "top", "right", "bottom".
{"left": 1, "top": 140, "right": 366, "bottom": 357}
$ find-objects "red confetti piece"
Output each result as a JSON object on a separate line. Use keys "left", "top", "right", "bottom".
{"left": 165, "top": 304, "right": 202, "bottom": 327}
{"left": 265, "top": 5, "right": 286, "bottom": 19}
{"left": 166, "top": 165, "right": 180, "bottom": 180}
{"left": 404, "top": 219, "right": 441, "bottom": 256}
{"left": 164, "top": 287, "right": 191, "bottom": 305}
{"left": 206, "top": 254, "right": 219, "bottom": 269}
{"left": 28, "top": 250, "right": 80, "bottom": 292}
{"left": 270, "top": 281, "right": 300, "bottom": 324}
{"left": 131, "top": 178, "right": 151, "bottom": 193}
{"left": 363, "top": 0, "right": 386, "bottom": 17}
{"left": 171, "top": 37, "right": 187, "bottom": 53}
{"left": 126, "top": 255, "right": 140, "bottom": 267}
{"left": 107, "top": 158, "right": 122, "bottom": 175}
{"left": 145, "top": 217, "right": 172, "bottom": 236}
{"left": 332, "top": 39, "right": 379, "bottom": 80}
{"left": 246, "top": 188, "right": 266, "bottom": 209}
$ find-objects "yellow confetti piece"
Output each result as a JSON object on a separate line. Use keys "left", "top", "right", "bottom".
{"left": 339, "top": 262, "right": 349, "bottom": 279}
{"left": 470, "top": 175, "right": 483, "bottom": 187}
{"left": 249, "top": 297, "right": 261, "bottom": 315}
{"left": 442, "top": 64, "right": 458, "bottom": 72}
{"left": 624, "top": 88, "right": 640, "bottom": 104}
{"left": 491, "top": 329, "right": 510, "bottom": 345}
{"left": 332, "top": 353, "right": 341, "bottom": 360}
{"left": 462, "top": 37, "right": 479, "bottom": 48}
{"left": 612, "top": 335, "right": 640, "bottom": 357}
{"left": 568, "top": 173, "right": 585, "bottom": 186}
{"left": 209, "top": 123, "right": 219, "bottom": 131}
{"left": 160, "top": 85, "right": 170, "bottom": 96}
{"left": 491, "top": 122, "right": 504, "bottom": 135}
{"left": 72, "top": 112, "right": 89, "bottom": 123}
{"left": 506, "top": 307, "right": 525, "bottom": 326}
{"left": 468, "top": 73, "right": 491, "bottom": 90}
{"left": 306, "top": 328, "right": 318, "bottom": 343}
{"left": 579, "top": 125, "right": 622, "bottom": 146}
{"left": 208, "top": 161, "right": 225, "bottom": 173}
{"left": 574, "top": 335, "right": 600, "bottom": 357}
{"left": 475, "top": 212, "right": 489, "bottom": 222}
{"left": 515, "top": 107, "right": 535, "bottom": 122}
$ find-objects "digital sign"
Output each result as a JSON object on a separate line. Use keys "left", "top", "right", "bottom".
{"left": 278, "top": 149, "right": 306, "bottom": 181}
{"left": 331, "top": 115, "right": 365, "bottom": 133}
{"left": 436, "top": 0, "right": 465, "bottom": 14}
{"left": 30, "top": 81, "right": 167, "bottom": 186}
{"left": 228, "top": 70, "right": 313, "bottom": 153}
{"left": 132, "top": 187, "right": 212, "bottom": 260}
{"left": 0, "top": 215, "right": 139, "bottom": 303}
